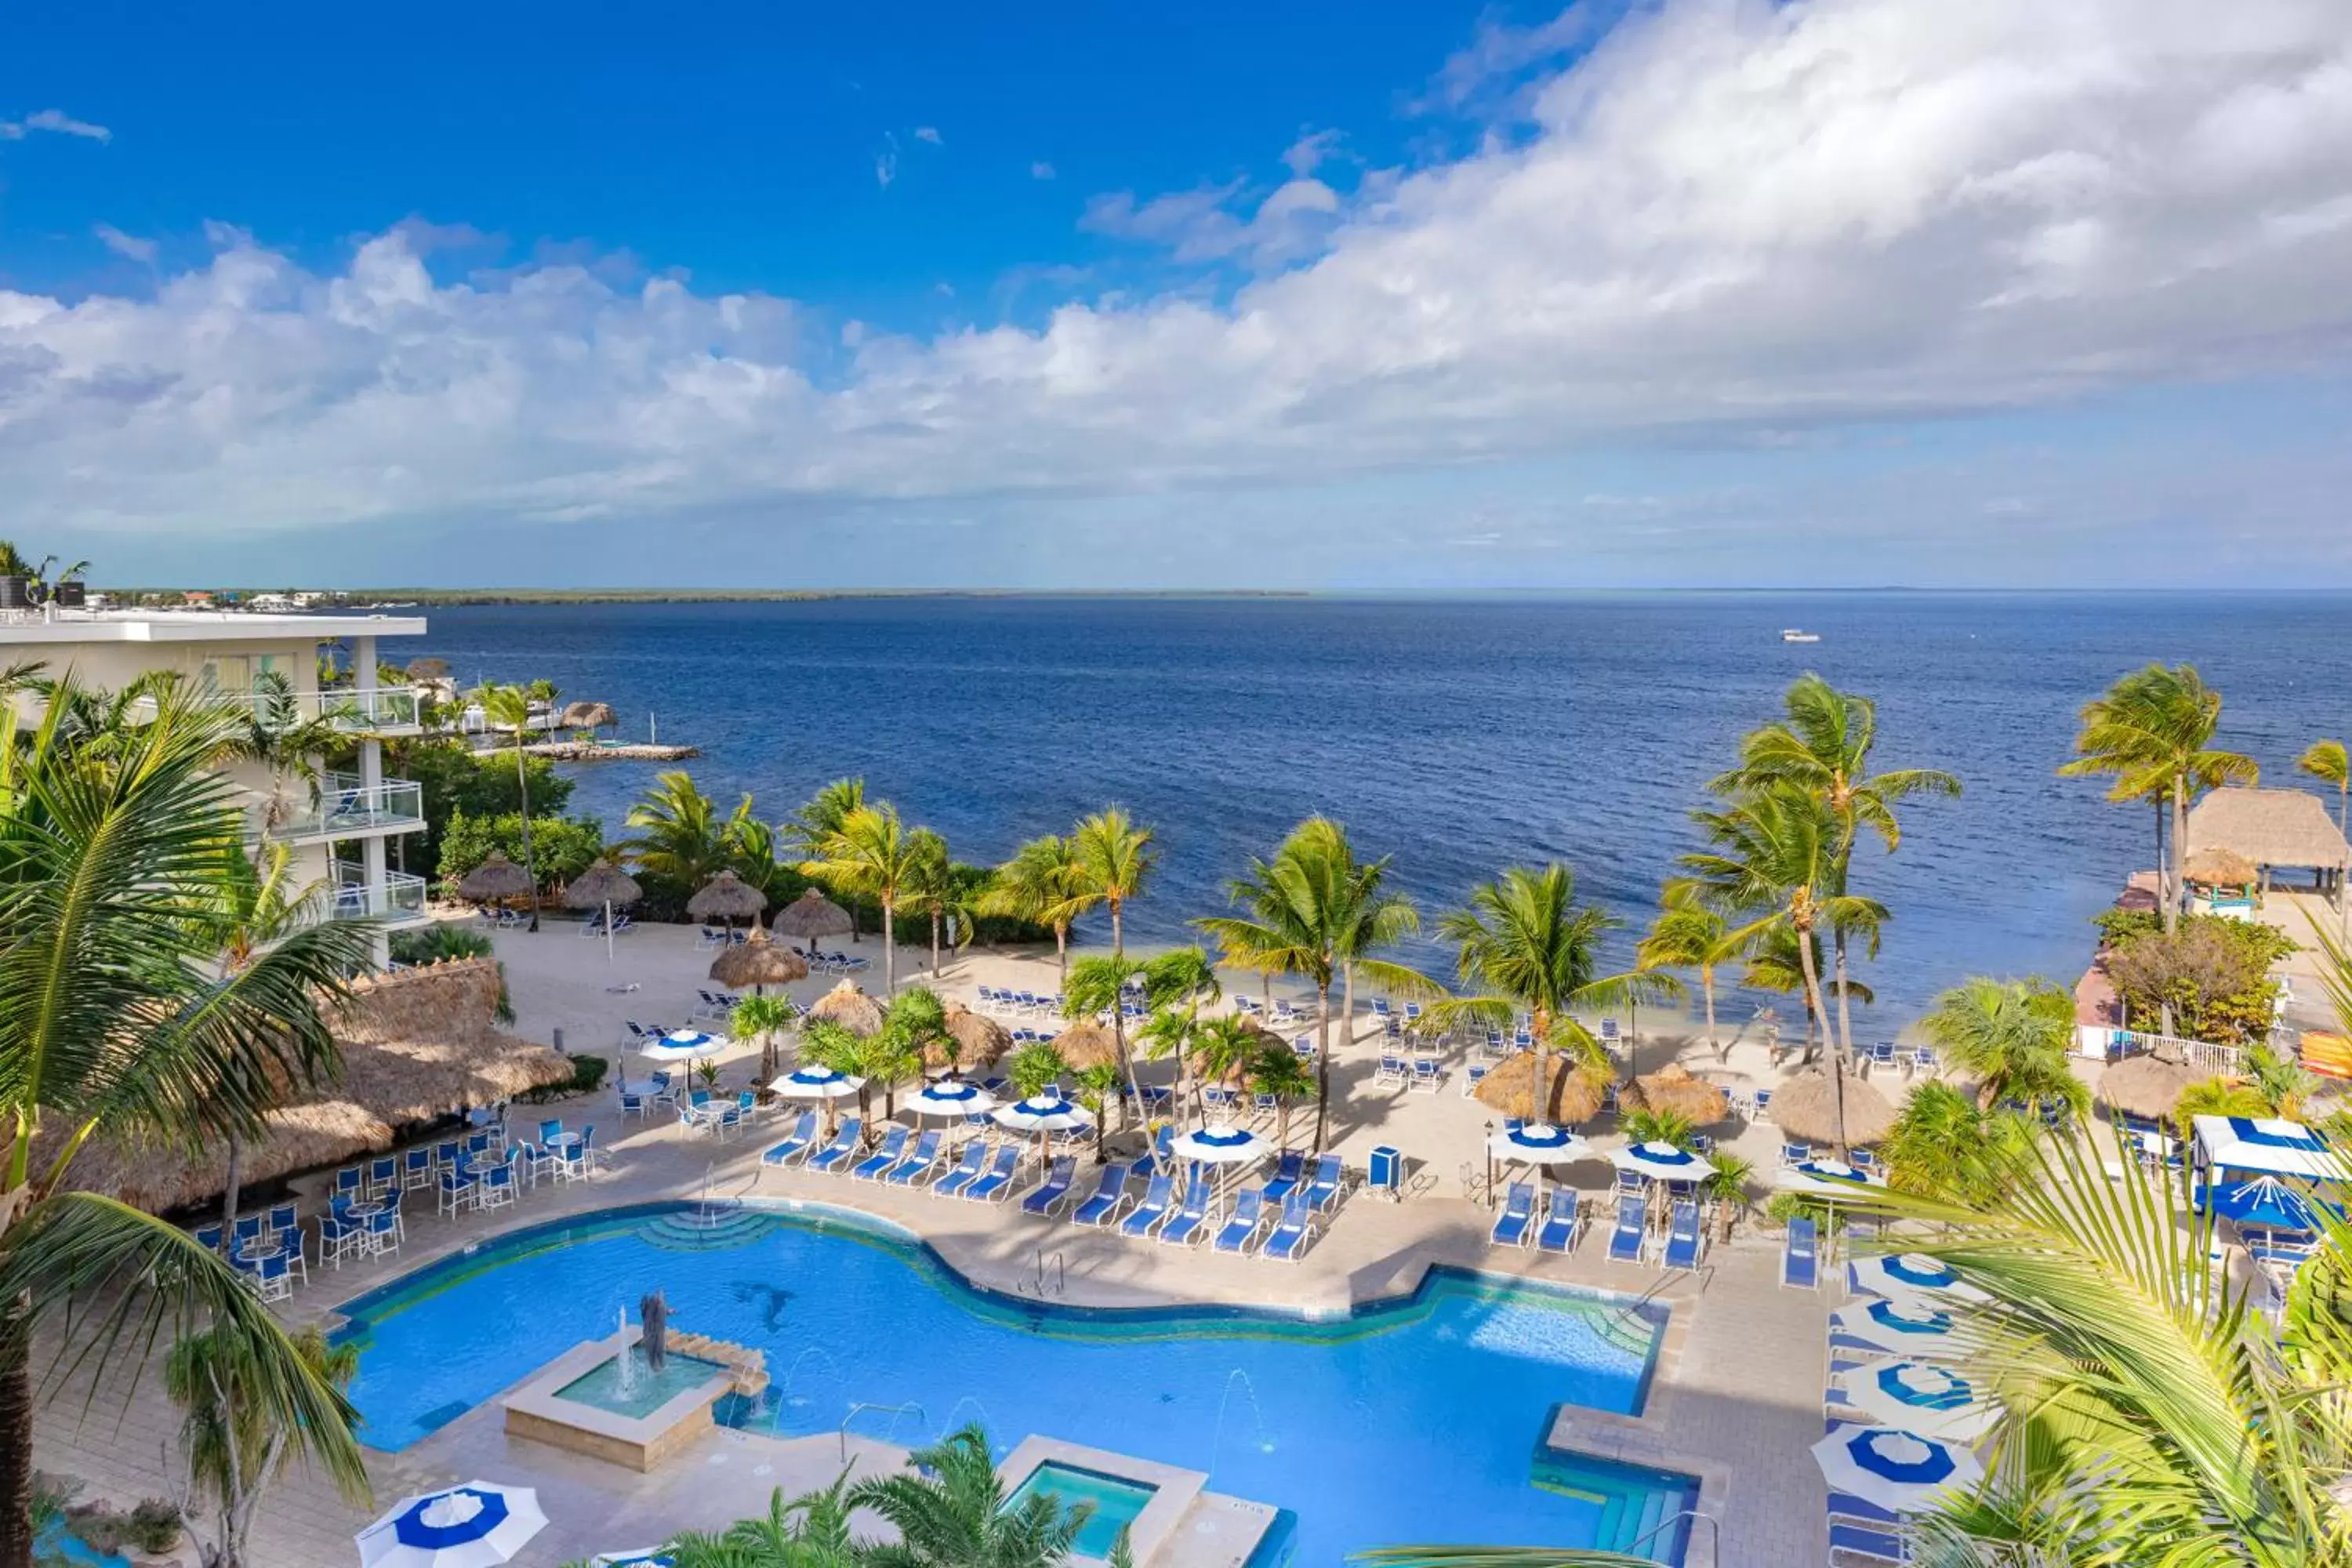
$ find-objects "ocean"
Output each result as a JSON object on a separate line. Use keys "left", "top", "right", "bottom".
{"left": 407, "top": 593, "right": 2352, "bottom": 1026}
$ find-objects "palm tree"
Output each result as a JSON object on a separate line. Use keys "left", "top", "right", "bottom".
{"left": 782, "top": 778, "right": 866, "bottom": 861}
{"left": 232, "top": 670, "right": 346, "bottom": 840}
{"left": 851, "top": 1425, "right": 1088, "bottom": 1568}
{"left": 978, "top": 834, "right": 1091, "bottom": 985}
{"left": 1878, "top": 1080, "right": 2034, "bottom": 1206}
{"left": 900, "top": 828, "right": 970, "bottom": 976}
{"left": 1004, "top": 1041, "right": 1069, "bottom": 1101}
{"left": 800, "top": 1018, "right": 899, "bottom": 1127}
{"left": 731, "top": 993, "right": 796, "bottom": 1095}
{"left": 0, "top": 682, "right": 376, "bottom": 1565}
{"left": 802, "top": 804, "right": 924, "bottom": 994}
{"left": 663, "top": 1474, "right": 862, "bottom": 1568}
{"left": 165, "top": 1323, "right": 358, "bottom": 1568}
{"left": 2060, "top": 664, "right": 2258, "bottom": 935}
{"left": 1196, "top": 820, "right": 1434, "bottom": 1149}
{"left": 1917, "top": 975, "right": 2089, "bottom": 1118}
{"left": 1072, "top": 1063, "right": 1123, "bottom": 1162}
{"left": 1739, "top": 924, "right": 1871, "bottom": 1054}
{"left": 1135, "top": 957, "right": 1226, "bottom": 1116}
{"left": 473, "top": 682, "right": 543, "bottom": 929}
{"left": 1244, "top": 1039, "right": 1316, "bottom": 1149}
{"left": 2300, "top": 738, "right": 2349, "bottom": 839}
{"left": 1636, "top": 886, "right": 1744, "bottom": 1055}
{"left": 624, "top": 771, "right": 738, "bottom": 891}
{"left": 1715, "top": 673, "right": 1958, "bottom": 1068}
{"left": 1432, "top": 864, "right": 1664, "bottom": 1102}
{"left": 1071, "top": 807, "right": 1156, "bottom": 954}
{"left": 1171, "top": 1014, "right": 1260, "bottom": 1120}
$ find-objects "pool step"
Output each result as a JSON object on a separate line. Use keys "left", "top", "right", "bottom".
{"left": 1529, "top": 1444, "right": 1693, "bottom": 1564}
{"left": 633, "top": 1210, "right": 782, "bottom": 1251}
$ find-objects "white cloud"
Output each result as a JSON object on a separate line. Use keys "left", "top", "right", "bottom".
{"left": 2, "top": 107, "right": 113, "bottom": 143}
{"left": 5, "top": 0, "right": 2352, "bottom": 553}
{"left": 1031, "top": 160, "right": 1057, "bottom": 180}
{"left": 93, "top": 223, "right": 157, "bottom": 263}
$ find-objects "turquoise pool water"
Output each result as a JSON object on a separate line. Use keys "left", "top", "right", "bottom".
{"left": 555, "top": 1348, "right": 725, "bottom": 1420}
{"left": 1005, "top": 1462, "right": 1156, "bottom": 1559}
{"left": 333, "top": 1203, "right": 1693, "bottom": 1563}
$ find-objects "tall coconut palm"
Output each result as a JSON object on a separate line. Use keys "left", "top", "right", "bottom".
{"left": 1739, "top": 924, "right": 1871, "bottom": 1053}
{"left": 782, "top": 777, "right": 866, "bottom": 860}
{"left": 2300, "top": 739, "right": 2349, "bottom": 839}
{"left": 730, "top": 993, "right": 796, "bottom": 1095}
{"left": 233, "top": 670, "right": 347, "bottom": 840}
{"left": 1065, "top": 949, "right": 1215, "bottom": 1135}
{"left": 802, "top": 804, "right": 923, "bottom": 994}
{"left": 1681, "top": 788, "right": 1886, "bottom": 1152}
{"left": 1715, "top": 673, "right": 1958, "bottom": 1069}
{"left": 473, "top": 682, "right": 543, "bottom": 929}
{"left": 1432, "top": 863, "right": 1667, "bottom": 1102}
{"left": 0, "top": 683, "right": 376, "bottom": 1566}
{"left": 1071, "top": 807, "right": 1156, "bottom": 955}
{"left": 1170, "top": 1013, "right": 1259, "bottom": 1120}
{"left": 900, "top": 827, "right": 970, "bottom": 975}
{"left": 623, "top": 770, "right": 739, "bottom": 891}
{"left": 1917, "top": 976, "right": 2089, "bottom": 1118}
{"left": 978, "top": 833, "right": 1091, "bottom": 985}
{"left": 1637, "top": 886, "right": 1745, "bottom": 1056}
{"left": 2060, "top": 664, "right": 2258, "bottom": 935}
{"left": 1245, "top": 1040, "right": 1316, "bottom": 1150}
{"left": 1196, "top": 820, "right": 1435, "bottom": 1149}
{"left": 850, "top": 1425, "right": 1089, "bottom": 1568}
{"left": 166, "top": 1323, "right": 358, "bottom": 1568}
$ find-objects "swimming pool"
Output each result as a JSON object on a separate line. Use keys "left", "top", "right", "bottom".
{"left": 334, "top": 1203, "right": 1692, "bottom": 1564}
{"left": 1006, "top": 1463, "right": 1156, "bottom": 1560}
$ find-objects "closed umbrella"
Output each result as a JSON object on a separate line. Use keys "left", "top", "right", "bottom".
{"left": 1836, "top": 1363, "right": 1997, "bottom": 1443}
{"left": 357, "top": 1483, "right": 547, "bottom": 1568}
{"left": 1812, "top": 1425, "right": 1984, "bottom": 1514}
{"left": 564, "top": 860, "right": 642, "bottom": 966}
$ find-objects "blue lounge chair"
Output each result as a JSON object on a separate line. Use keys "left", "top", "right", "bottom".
{"left": 1261, "top": 1150, "right": 1306, "bottom": 1204}
{"left": 931, "top": 1140, "right": 989, "bottom": 1196}
{"left": 1070, "top": 1162, "right": 1132, "bottom": 1226}
{"left": 1410, "top": 1057, "right": 1443, "bottom": 1092}
{"left": 1120, "top": 1174, "right": 1174, "bottom": 1237}
{"left": 760, "top": 1112, "right": 819, "bottom": 1167}
{"left": 1021, "top": 1156, "right": 1078, "bottom": 1216}
{"left": 1606, "top": 1193, "right": 1648, "bottom": 1263}
{"left": 965, "top": 1145, "right": 1025, "bottom": 1203}
{"left": 806, "top": 1118, "right": 866, "bottom": 1174}
{"left": 851, "top": 1125, "right": 911, "bottom": 1181}
{"left": 1662, "top": 1200, "right": 1703, "bottom": 1269}
{"left": 1303, "top": 1152, "right": 1345, "bottom": 1210}
{"left": 1375, "top": 1055, "right": 1409, "bottom": 1086}
{"left": 1537, "top": 1194, "right": 1581, "bottom": 1254}
{"left": 1157, "top": 1183, "right": 1212, "bottom": 1246}
{"left": 1131, "top": 1125, "right": 1175, "bottom": 1181}
{"left": 1214, "top": 1189, "right": 1267, "bottom": 1254}
{"left": 1781, "top": 1215, "right": 1819, "bottom": 1289}
{"left": 1486, "top": 1181, "right": 1534, "bottom": 1248}
{"left": 1261, "top": 1189, "right": 1315, "bottom": 1261}
{"left": 1827, "top": 1489, "right": 1905, "bottom": 1564}
{"left": 885, "top": 1129, "right": 943, "bottom": 1185}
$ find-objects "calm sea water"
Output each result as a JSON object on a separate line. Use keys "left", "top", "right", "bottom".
{"left": 409, "top": 593, "right": 2352, "bottom": 1025}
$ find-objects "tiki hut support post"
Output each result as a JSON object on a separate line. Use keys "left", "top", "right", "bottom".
{"left": 565, "top": 859, "right": 644, "bottom": 967}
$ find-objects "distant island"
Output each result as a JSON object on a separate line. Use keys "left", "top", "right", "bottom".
{"left": 95, "top": 586, "right": 1313, "bottom": 608}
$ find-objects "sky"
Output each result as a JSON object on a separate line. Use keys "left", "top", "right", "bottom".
{"left": 3, "top": 0, "right": 2350, "bottom": 590}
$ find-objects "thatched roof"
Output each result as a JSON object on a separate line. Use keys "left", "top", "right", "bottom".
{"left": 934, "top": 1004, "right": 1011, "bottom": 1071}
{"left": 564, "top": 859, "right": 641, "bottom": 909}
{"left": 1051, "top": 1020, "right": 1121, "bottom": 1071}
{"left": 559, "top": 700, "right": 617, "bottom": 730}
{"left": 2097, "top": 1052, "right": 2206, "bottom": 1121}
{"left": 710, "top": 927, "right": 809, "bottom": 990}
{"left": 456, "top": 851, "right": 534, "bottom": 902}
{"left": 53, "top": 959, "right": 571, "bottom": 1213}
{"left": 1770, "top": 1067, "right": 1897, "bottom": 1147}
{"left": 1475, "top": 1054, "right": 1608, "bottom": 1124}
{"left": 775, "top": 887, "right": 855, "bottom": 940}
{"left": 688, "top": 869, "right": 768, "bottom": 921}
{"left": 2183, "top": 848, "right": 2259, "bottom": 887}
{"left": 1628, "top": 1063, "right": 1730, "bottom": 1126}
{"left": 2187, "top": 786, "right": 2351, "bottom": 871}
{"left": 808, "top": 980, "right": 884, "bottom": 1036}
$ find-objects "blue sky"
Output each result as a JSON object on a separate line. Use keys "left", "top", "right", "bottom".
{"left": 4, "top": 0, "right": 2350, "bottom": 589}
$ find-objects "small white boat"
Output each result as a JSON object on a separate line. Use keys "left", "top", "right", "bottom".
{"left": 1780, "top": 629, "right": 1821, "bottom": 644}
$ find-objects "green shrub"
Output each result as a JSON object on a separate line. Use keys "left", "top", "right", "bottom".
{"left": 1764, "top": 1189, "right": 1849, "bottom": 1236}
{"left": 388, "top": 925, "right": 495, "bottom": 964}
{"left": 2102, "top": 913, "right": 2297, "bottom": 1045}
{"left": 437, "top": 809, "right": 605, "bottom": 892}
{"left": 521, "top": 1053, "right": 609, "bottom": 1102}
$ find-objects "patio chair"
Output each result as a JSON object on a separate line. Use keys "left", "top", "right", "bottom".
{"left": 1156, "top": 1183, "right": 1213, "bottom": 1246}
{"left": 1779, "top": 1142, "right": 1812, "bottom": 1167}
{"left": 1781, "top": 1216, "right": 1820, "bottom": 1290}
{"left": 1303, "top": 1153, "right": 1345, "bottom": 1211}
{"left": 267, "top": 1200, "right": 299, "bottom": 1238}
{"left": 232, "top": 1213, "right": 263, "bottom": 1248}
{"left": 1606, "top": 1193, "right": 1649, "bottom": 1264}
{"left": 1070, "top": 1162, "right": 1134, "bottom": 1227}
{"left": 1410, "top": 1058, "right": 1444, "bottom": 1093}
{"left": 760, "top": 1112, "right": 819, "bottom": 1167}
{"left": 851, "top": 1125, "right": 912, "bottom": 1181}
{"left": 437, "top": 1166, "right": 478, "bottom": 1216}
{"left": 1131, "top": 1125, "right": 1176, "bottom": 1182}
{"left": 884, "top": 1129, "right": 944, "bottom": 1185}
{"left": 1537, "top": 1193, "right": 1582, "bottom": 1254}
{"left": 478, "top": 1162, "right": 517, "bottom": 1210}
{"left": 931, "top": 1139, "right": 990, "bottom": 1196}
{"left": 401, "top": 1147, "right": 434, "bottom": 1189}
{"left": 1020, "top": 1156, "right": 1078, "bottom": 1216}
{"left": 965, "top": 1145, "right": 1025, "bottom": 1203}
{"left": 1463, "top": 1062, "right": 1490, "bottom": 1097}
{"left": 1260, "top": 1150, "right": 1306, "bottom": 1205}
{"left": 1662, "top": 1200, "right": 1704, "bottom": 1270}
{"left": 1213, "top": 1189, "right": 1268, "bottom": 1254}
{"left": 1490, "top": 1182, "right": 1537, "bottom": 1248}
{"left": 1375, "top": 1055, "right": 1410, "bottom": 1087}
{"left": 806, "top": 1118, "right": 866, "bottom": 1174}
{"left": 1120, "top": 1174, "right": 1174, "bottom": 1238}
{"left": 318, "top": 1204, "right": 365, "bottom": 1270}
{"left": 1261, "top": 1190, "right": 1316, "bottom": 1261}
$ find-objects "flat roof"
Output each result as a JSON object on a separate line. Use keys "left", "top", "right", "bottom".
{"left": 0, "top": 610, "right": 429, "bottom": 646}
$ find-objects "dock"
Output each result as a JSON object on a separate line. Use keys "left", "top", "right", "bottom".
{"left": 518, "top": 740, "right": 700, "bottom": 762}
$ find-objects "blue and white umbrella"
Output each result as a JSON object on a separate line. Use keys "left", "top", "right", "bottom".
{"left": 1487, "top": 1123, "right": 1592, "bottom": 1163}
{"left": 1837, "top": 1363, "right": 1996, "bottom": 1443}
{"left": 591, "top": 1554, "right": 675, "bottom": 1568}
{"left": 357, "top": 1482, "right": 547, "bottom": 1568}
{"left": 2209, "top": 1174, "right": 2324, "bottom": 1233}
{"left": 1848, "top": 1252, "right": 1987, "bottom": 1304}
{"left": 1777, "top": 1159, "right": 1886, "bottom": 1199}
{"left": 641, "top": 1029, "right": 730, "bottom": 1065}
{"left": 907, "top": 1079, "right": 1000, "bottom": 1119}
{"left": 770, "top": 1065, "right": 865, "bottom": 1099}
{"left": 1171, "top": 1123, "right": 1272, "bottom": 1165}
{"left": 2193, "top": 1114, "right": 2346, "bottom": 1181}
{"left": 1830, "top": 1297, "right": 1962, "bottom": 1358}
{"left": 993, "top": 1094, "right": 1094, "bottom": 1135}
{"left": 1812, "top": 1423, "right": 1984, "bottom": 1512}
{"left": 1609, "top": 1140, "right": 1714, "bottom": 1181}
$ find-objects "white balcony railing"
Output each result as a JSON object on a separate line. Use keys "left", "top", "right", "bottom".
{"left": 234, "top": 685, "right": 422, "bottom": 734}
{"left": 255, "top": 774, "right": 425, "bottom": 842}
{"left": 329, "top": 867, "right": 430, "bottom": 924}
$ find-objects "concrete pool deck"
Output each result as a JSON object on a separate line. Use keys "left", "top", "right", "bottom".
{"left": 32, "top": 924, "right": 1848, "bottom": 1566}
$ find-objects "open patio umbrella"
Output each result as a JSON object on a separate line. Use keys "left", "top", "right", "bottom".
{"left": 1474, "top": 1054, "right": 1607, "bottom": 1124}
{"left": 1171, "top": 1123, "right": 1272, "bottom": 1198}
{"left": 455, "top": 851, "right": 533, "bottom": 909}
{"left": 688, "top": 868, "right": 769, "bottom": 933}
{"left": 1835, "top": 1363, "right": 1996, "bottom": 1443}
{"left": 564, "top": 859, "right": 642, "bottom": 965}
{"left": 995, "top": 1092, "right": 1093, "bottom": 1163}
{"left": 357, "top": 1482, "right": 547, "bottom": 1567}
{"left": 808, "top": 980, "right": 885, "bottom": 1036}
{"left": 1812, "top": 1425, "right": 1984, "bottom": 1514}
{"left": 907, "top": 1078, "right": 999, "bottom": 1120}
{"left": 2209, "top": 1174, "right": 2328, "bottom": 1232}
{"left": 1610, "top": 1140, "right": 1714, "bottom": 1183}
{"left": 1848, "top": 1253, "right": 1989, "bottom": 1305}
{"left": 641, "top": 1029, "right": 729, "bottom": 1067}
{"left": 2193, "top": 1115, "right": 2347, "bottom": 1181}
{"left": 591, "top": 1553, "right": 674, "bottom": 1568}
{"left": 710, "top": 927, "right": 810, "bottom": 993}
{"left": 771, "top": 1065, "right": 865, "bottom": 1133}
{"left": 935, "top": 1003, "right": 1011, "bottom": 1073}
{"left": 1628, "top": 1064, "right": 1730, "bottom": 1127}
{"left": 775, "top": 887, "right": 856, "bottom": 949}
{"left": 1487, "top": 1122, "right": 1592, "bottom": 1203}
{"left": 2096, "top": 1052, "right": 2205, "bottom": 1124}
{"left": 1831, "top": 1298, "right": 1962, "bottom": 1358}
{"left": 1770, "top": 1068, "right": 1898, "bottom": 1150}
{"left": 1777, "top": 1158, "right": 1886, "bottom": 1200}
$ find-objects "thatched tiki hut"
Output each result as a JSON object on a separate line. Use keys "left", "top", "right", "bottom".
{"left": 933, "top": 1004, "right": 1012, "bottom": 1073}
{"left": 1475, "top": 1054, "right": 1608, "bottom": 1125}
{"left": 2186, "top": 785, "right": 2352, "bottom": 905}
{"left": 2096, "top": 1051, "right": 2206, "bottom": 1126}
{"left": 1628, "top": 1064, "right": 1730, "bottom": 1127}
{"left": 566, "top": 858, "right": 642, "bottom": 961}
{"left": 1049, "top": 1020, "right": 1122, "bottom": 1073}
{"left": 1770, "top": 1066, "right": 1897, "bottom": 1152}
{"left": 808, "top": 980, "right": 885, "bottom": 1036}
{"left": 456, "top": 850, "right": 535, "bottom": 909}
{"left": 710, "top": 927, "right": 808, "bottom": 994}
{"left": 775, "top": 887, "right": 858, "bottom": 950}
{"left": 559, "top": 699, "right": 618, "bottom": 735}
{"left": 689, "top": 869, "right": 768, "bottom": 932}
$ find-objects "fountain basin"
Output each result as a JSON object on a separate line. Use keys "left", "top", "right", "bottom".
{"left": 503, "top": 1328, "right": 760, "bottom": 1472}
{"left": 556, "top": 1347, "right": 726, "bottom": 1421}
